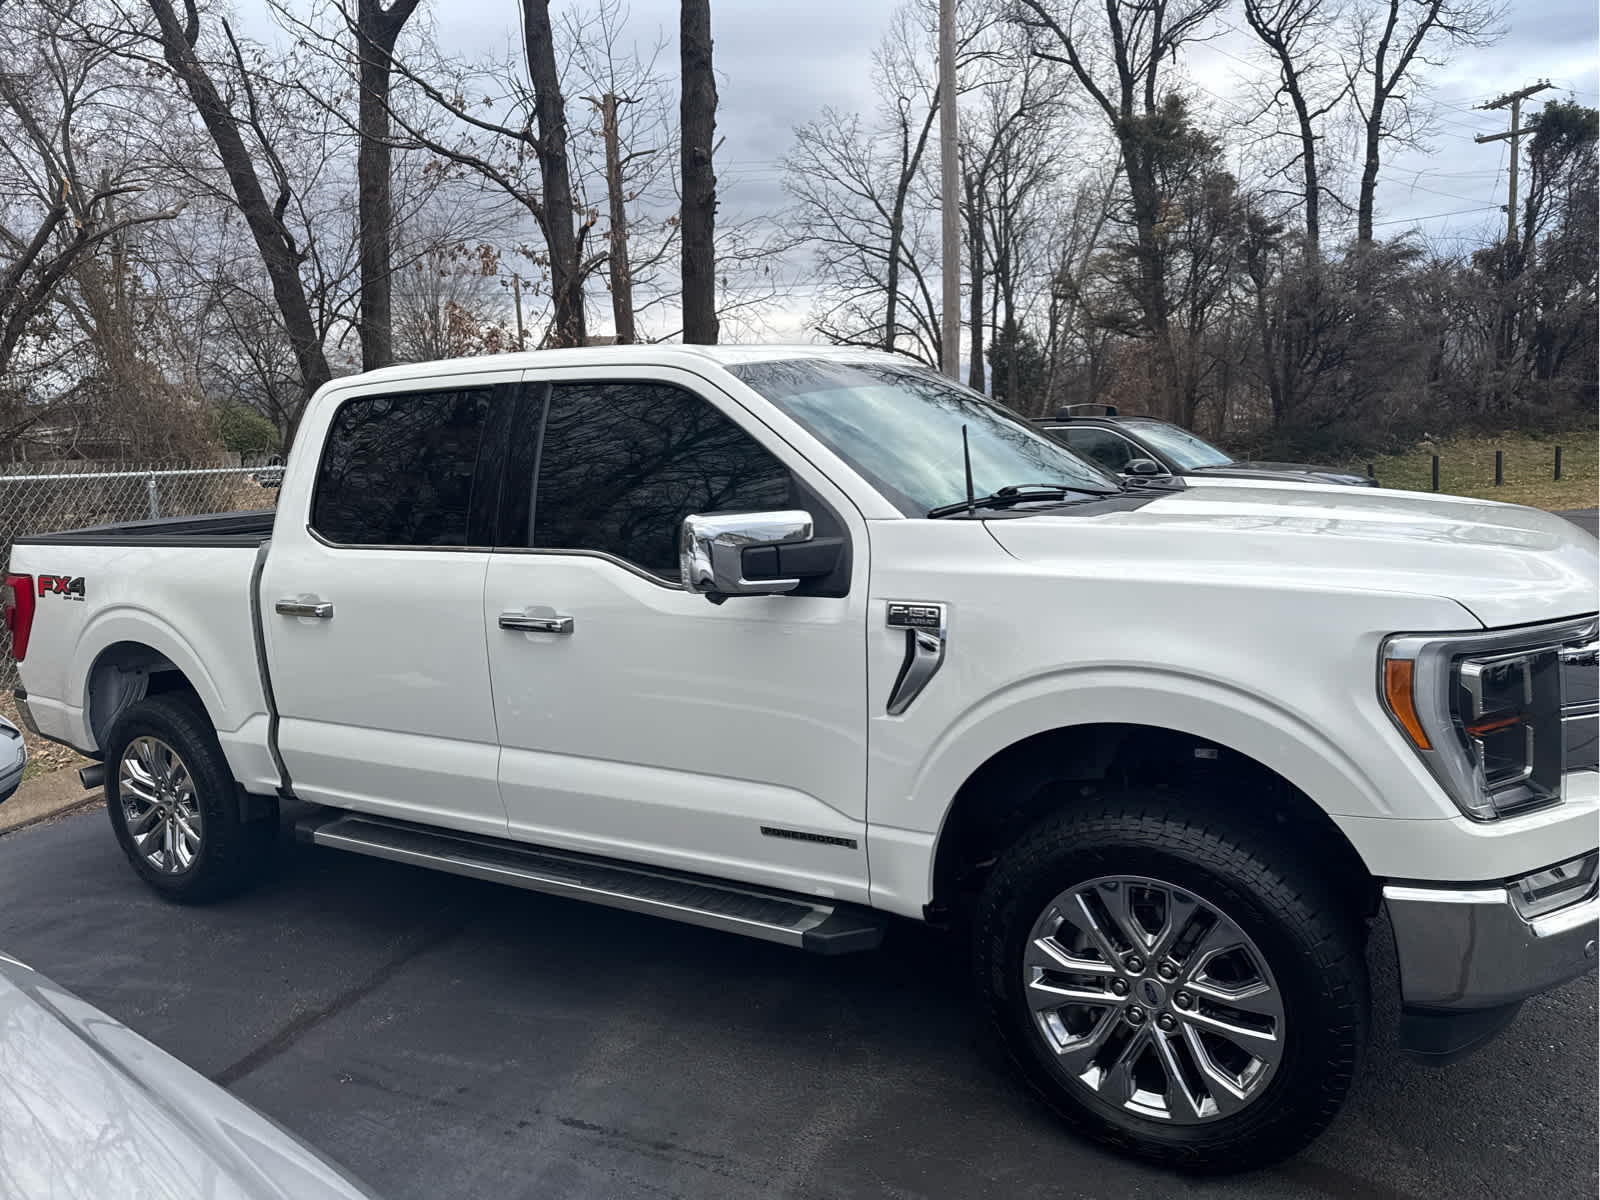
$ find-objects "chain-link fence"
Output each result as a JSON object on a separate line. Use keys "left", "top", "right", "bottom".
{"left": 0, "top": 461, "right": 279, "bottom": 685}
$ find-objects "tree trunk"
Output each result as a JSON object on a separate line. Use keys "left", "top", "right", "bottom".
{"left": 1005, "top": 312, "right": 1018, "bottom": 407}
{"left": 522, "top": 0, "right": 585, "bottom": 347}
{"left": 356, "top": 0, "right": 421, "bottom": 371}
{"left": 1290, "top": 87, "right": 1320, "bottom": 256}
{"left": 599, "top": 94, "right": 636, "bottom": 344}
{"left": 1356, "top": 100, "right": 1383, "bottom": 246}
{"left": 1121, "top": 142, "right": 1177, "bottom": 416}
{"left": 885, "top": 99, "right": 940, "bottom": 353}
{"left": 146, "top": 0, "right": 330, "bottom": 416}
{"left": 679, "top": 0, "right": 718, "bottom": 344}
{"left": 964, "top": 170, "right": 985, "bottom": 392}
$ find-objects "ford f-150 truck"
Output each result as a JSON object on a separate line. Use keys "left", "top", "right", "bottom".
{"left": 6, "top": 346, "right": 1596, "bottom": 1171}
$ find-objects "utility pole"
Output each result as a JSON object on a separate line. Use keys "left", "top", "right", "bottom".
{"left": 592, "top": 92, "right": 637, "bottom": 344}
{"left": 937, "top": 0, "right": 960, "bottom": 380}
{"left": 1475, "top": 80, "right": 1553, "bottom": 248}
{"left": 511, "top": 275, "right": 526, "bottom": 352}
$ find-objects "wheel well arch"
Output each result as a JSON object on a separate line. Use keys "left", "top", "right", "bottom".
{"left": 86, "top": 641, "right": 208, "bottom": 751}
{"left": 928, "top": 722, "right": 1377, "bottom": 924}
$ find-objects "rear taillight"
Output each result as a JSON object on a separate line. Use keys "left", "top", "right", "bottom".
{"left": 3, "top": 574, "right": 34, "bottom": 662}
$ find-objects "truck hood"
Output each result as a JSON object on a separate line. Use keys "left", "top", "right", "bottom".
{"left": 1188, "top": 462, "right": 1376, "bottom": 487}
{"left": 986, "top": 481, "right": 1599, "bottom": 629}
{"left": 0, "top": 953, "right": 375, "bottom": 1200}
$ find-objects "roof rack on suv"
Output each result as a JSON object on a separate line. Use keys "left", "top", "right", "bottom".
{"left": 1054, "top": 403, "right": 1118, "bottom": 419}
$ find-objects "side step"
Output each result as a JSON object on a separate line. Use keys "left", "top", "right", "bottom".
{"left": 295, "top": 811, "right": 887, "bottom": 955}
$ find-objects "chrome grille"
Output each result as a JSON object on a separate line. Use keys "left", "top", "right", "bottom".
{"left": 1560, "top": 623, "right": 1598, "bottom": 773}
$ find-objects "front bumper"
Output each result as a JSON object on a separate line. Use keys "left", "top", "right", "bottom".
{"left": 1384, "top": 875, "right": 1597, "bottom": 1011}
{"left": 1384, "top": 864, "right": 1597, "bottom": 1062}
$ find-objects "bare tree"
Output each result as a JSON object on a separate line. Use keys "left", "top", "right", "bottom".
{"left": 567, "top": 0, "right": 677, "bottom": 344}
{"left": 1347, "top": 0, "right": 1501, "bottom": 245}
{"left": 394, "top": 236, "right": 513, "bottom": 360}
{"left": 353, "top": 0, "right": 424, "bottom": 369}
{"left": 784, "top": 0, "right": 1004, "bottom": 362}
{"left": 0, "top": 0, "right": 181, "bottom": 395}
{"left": 680, "top": 0, "right": 717, "bottom": 344}
{"left": 1039, "top": 170, "right": 1118, "bottom": 412}
{"left": 310, "top": 1, "right": 594, "bottom": 347}
{"left": 1241, "top": 0, "right": 1350, "bottom": 256}
{"left": 1014, "top": 0, "right": 1227, "bottom": 412}
{"left": 523, "top": 0, "right": 586, "bottom": 346}
{"left": 786, "top": 106, "right": 944, "bottom": 362}
{"left": 145, "top": 0, "right": 332, "bottom": 424}
{"left": 959, "top": 42, "right": 1058, "bottom": 393}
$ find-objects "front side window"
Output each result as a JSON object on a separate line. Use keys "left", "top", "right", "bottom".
{"left": 1057, "top": 427, "right": 1143, "bottom": 473}
{"left": 529, "top": 381, "right": 793, "bottom": 580}
{"left": 729, "top": 359, "right": 1118, "bottom": 516}
{"left": 312, "top": 388, "right": 493, "bottom": 546}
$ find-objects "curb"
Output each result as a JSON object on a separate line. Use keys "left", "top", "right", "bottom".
{"left": 0, "top": 766, "right": 102, "bottom": 836}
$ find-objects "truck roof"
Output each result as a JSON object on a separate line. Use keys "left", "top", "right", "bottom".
{"left": 345, "top": 343, "right": 909, "bottom": 389}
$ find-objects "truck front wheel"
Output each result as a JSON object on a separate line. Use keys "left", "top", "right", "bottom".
{"left": 105, "top": 695, "right": 276, "bottom": 903}
{"left": 973, "top": 796, "right": 1368, "bottom": 1172}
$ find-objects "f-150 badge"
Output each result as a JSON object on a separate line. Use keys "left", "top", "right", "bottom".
{"left": 886, "top": 601, "right": 943, "bottom": 632}
{"left": 885, "top": 602, "right": 946, "bottom": 715}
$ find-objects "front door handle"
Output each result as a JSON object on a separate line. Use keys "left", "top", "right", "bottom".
{"left": 276, "top": 599, "right": 333, "bottom": 619}
{"left": 499, "top": 612, "right": 574, "bottom": 635}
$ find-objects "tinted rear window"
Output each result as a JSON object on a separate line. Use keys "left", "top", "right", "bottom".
{"left": 312, "top": 388, "right": 494, "bottom": 546}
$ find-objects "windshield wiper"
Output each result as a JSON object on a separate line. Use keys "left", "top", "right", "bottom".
{"left": 926, "top": 482, "right": 1119, "bottom": 519}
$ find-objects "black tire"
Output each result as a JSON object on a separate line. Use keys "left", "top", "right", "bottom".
{"left": 104, "top": 694, "right": 276, "bottom": 903}
{"left": 974, "top": 793, "right": 1367, "bottom": 1173}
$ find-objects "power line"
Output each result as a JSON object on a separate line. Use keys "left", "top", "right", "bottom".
{"left": 1474, "top": 80, "right": 1554, "bottom": 246}
{"left": 1371, "top": 204, "right": 1500, "bottom": 229}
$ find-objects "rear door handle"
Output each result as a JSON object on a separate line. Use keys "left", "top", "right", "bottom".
{"left": 499, "top": 612, "right": 574, "bottom": 635}
{"left": 276, "top": 600, "right": 333, "bottom": 619}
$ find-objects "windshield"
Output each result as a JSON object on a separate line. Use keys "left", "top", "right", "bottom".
{"left": 729, "top": 359, "right": 1120, "bottom": 515}
{"left": 1120, "top": 419, "right": 1234, "bottom": 470}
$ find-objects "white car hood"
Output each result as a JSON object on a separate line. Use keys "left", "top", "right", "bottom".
{"left": 986, "top": 482, "right": 1599, "bottom": 630}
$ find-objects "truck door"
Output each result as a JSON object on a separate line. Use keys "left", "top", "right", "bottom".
{"left": 483, "top": 366, "right": 872, "bottom": 902}
{"left": 260, "top": 374, "right": 518, "bottom": 837}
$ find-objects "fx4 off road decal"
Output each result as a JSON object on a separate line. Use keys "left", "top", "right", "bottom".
{"left": 37, "top": 574, "right": 86, "bottom": 601}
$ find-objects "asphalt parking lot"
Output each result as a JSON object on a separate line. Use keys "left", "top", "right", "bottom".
{"left": 1562, "top": 507, "right": 1597, "bottom": 538}
{"left": 0, "top": 805, "right": 1594, "bottom": 1200}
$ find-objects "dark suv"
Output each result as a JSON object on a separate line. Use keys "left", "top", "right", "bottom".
{"left": 1035, "top": 407, "right": 1375, "bottom": 487}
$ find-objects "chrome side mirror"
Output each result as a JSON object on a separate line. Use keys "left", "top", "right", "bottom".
{"left": 680, "top": 511, "right": 814, "bottom": 599}
{"left": 1123, "top": 457, "right": 1165, "bottom": 477}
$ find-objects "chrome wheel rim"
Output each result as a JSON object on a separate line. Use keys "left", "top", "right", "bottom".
{"left": 119, "top": 736, "right": 203, "bottom": 874}
{"left": 1023, "top": 875, "right": 1285, "bottom": 1125}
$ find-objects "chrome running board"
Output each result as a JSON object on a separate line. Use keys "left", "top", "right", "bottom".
{"left": 295, "top": 811, "right": 886, "bottom": 954}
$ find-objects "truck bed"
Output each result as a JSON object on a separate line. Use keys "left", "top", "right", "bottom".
{"left": 12, "top": 509, "right": 275, "bottom": 548}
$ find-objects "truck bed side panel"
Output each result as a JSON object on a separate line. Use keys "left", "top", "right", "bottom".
{"left": 9, "top": 541, "right": 274, "bottom": 789}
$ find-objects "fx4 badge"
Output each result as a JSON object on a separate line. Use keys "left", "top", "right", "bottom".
{"left": 885, "top": 601, "right": 946, "bottom": 715}
{"left": 38, "top": 574, "right": 86, "bottom": 601}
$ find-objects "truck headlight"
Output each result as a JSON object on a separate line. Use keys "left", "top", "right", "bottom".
{"left": 1381, "top": 619, "right": 1594, "bottom": 820}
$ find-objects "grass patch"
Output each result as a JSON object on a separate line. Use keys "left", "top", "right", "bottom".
{"left": 1356, "top": 429, "right": 1598, "bottom": 511}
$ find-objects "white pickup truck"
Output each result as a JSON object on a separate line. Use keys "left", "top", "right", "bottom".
{"left": 6, "top": 346, "right": 1597, "bottom": 1170}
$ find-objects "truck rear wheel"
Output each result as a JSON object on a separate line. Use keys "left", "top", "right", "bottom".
{"left": 973, "top": 795, "right": 1367, "bottom": 1172}
{"left": 105, "top": 695, "right": 276, "bottom": 903}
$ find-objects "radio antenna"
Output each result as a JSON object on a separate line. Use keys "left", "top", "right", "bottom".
{"left": 962, "top": 424, "right": 976, "bottom": 517}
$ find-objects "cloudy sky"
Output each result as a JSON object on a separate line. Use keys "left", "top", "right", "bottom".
{"left": 253, "top": 0, "right": 1600, "bottom": 341}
